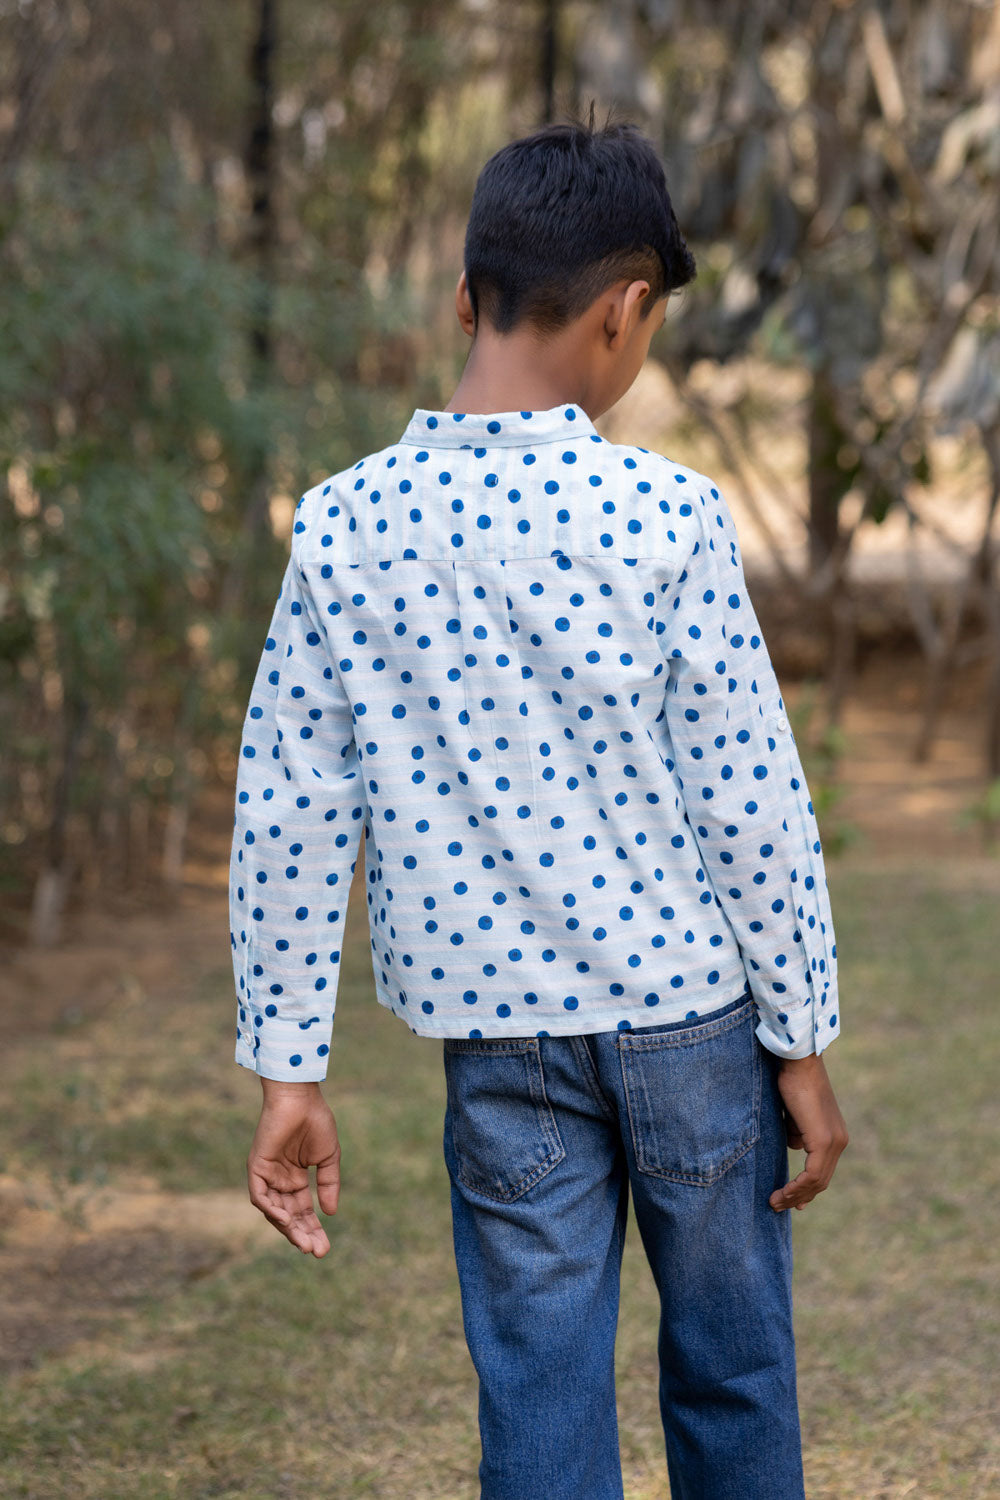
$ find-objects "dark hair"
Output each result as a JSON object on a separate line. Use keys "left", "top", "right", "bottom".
{"left": 464, "top": 120, "right": 696, "bottom": 335}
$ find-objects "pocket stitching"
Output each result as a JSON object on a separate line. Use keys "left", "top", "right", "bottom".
{"left": 446, "top": 1045, "right": 566, "bottom": 1204}
{"left": 619, "top": 998, "right": 754, "bottom": 1054}
{"left": 621, "top": 1008, "right": 761, "bottom": 1186}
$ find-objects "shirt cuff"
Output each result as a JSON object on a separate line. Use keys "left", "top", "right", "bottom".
{"left": 235, "top": 1005, "right": 333, "bottom": 1081}
{"left": 755, "top": 1001, "right": 840, "bottom": 1060}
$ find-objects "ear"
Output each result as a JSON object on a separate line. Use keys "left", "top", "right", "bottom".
{"left": 455, "top": 271, "right": 477, "bottom": 338}
{"left": 604, "top": 279, "right": 651, "bottom": 347}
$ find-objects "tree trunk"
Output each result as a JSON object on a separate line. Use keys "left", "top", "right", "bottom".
{"left": 29, "top": 867, "right": 71, "bottom": 949}
{"left": 29, "top": 694, "right": 88, "bottom": 946}
{"left": 0, "top": 6, "right": 69, "bottom": 205}
{"left": 806, "top": 367, "right": 843, "bottom": 579}
{"left": 162, "top": 798, "right": 190, "bottom": 891}
{"left": 540, "top": 0, "right": 559, "bottom": 125}
{"left": 247, "top": 0, "right": 277, "bottom": 373}
{"left": 221, "top": 0, "right": 280, "bottom": 636}
{"left": 982, "top": 437, "right": 1000, "bottom": 783}
{"left": 913, "top": 496, "right": 996, "bottom": 763}
{"left": 806, "top": 367, "right": 855, "bottom": 719}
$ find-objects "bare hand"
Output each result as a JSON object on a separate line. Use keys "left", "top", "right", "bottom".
{"left": 247, "top": 1079, "right": 341, "bottom": 1257}
{"left": 769, "top": 1052, "right": 848, "bottom": 1212}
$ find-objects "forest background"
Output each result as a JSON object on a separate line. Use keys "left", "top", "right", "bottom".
{"left": 1, "top": 3, "right": 999, "bottom": 1498}
{"left": 3, "top": 0, "right": 1000, "bottom": 925}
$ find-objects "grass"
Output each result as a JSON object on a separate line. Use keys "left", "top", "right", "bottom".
{"left": 1, "top": 856, "right": 998, "bottom": 1498}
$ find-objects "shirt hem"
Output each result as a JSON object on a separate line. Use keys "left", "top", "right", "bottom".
{"left": 371, "top": 979, "right": 753, "bottom": 1040}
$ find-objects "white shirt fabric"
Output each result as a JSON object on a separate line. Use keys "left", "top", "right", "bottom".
{"left": 230, "top": 404, "right": 838, "bottom": 1081}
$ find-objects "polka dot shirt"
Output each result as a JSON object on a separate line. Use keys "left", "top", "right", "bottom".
{"left": 230, "top": 405, "right": 838, "bottom": 1081}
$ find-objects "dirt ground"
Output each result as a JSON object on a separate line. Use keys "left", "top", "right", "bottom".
{"left": 0, "top": 647, "right": 992, "bottom": 1389}
{"left": 826, "top": 650, "right": 991, "bottom": 857}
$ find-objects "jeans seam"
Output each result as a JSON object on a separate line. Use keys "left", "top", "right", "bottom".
{"left": 528, "top": 1043, "right": 565, "bottom": 1167}
{"left": 568, "top": 1035, "right": 618, "bottom": 1122}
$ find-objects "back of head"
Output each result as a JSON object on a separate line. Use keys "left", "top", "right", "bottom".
{"left": 464, "top": 119, "right": 696, "bottom": 335}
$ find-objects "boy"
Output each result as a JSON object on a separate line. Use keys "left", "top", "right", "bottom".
{"left": 230, "top": 121, "right": 848, "bottom": 1500}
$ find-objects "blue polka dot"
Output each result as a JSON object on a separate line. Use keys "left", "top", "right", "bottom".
{"left": 232, "top": 407, "right": 834, "bottom": 1067}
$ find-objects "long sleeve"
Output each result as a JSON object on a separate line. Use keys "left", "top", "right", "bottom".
{"left": 228, "top": 406, "right": 839, "bottom": 1050}
{"left": 229, "top": 516, "right": 365, "bottom": 1081}
{"left": 655, "top": 483, "right": 839, "bottom": 1059}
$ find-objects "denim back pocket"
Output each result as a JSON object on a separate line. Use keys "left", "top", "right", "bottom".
{"left": 443, "top": 1037, "right": 565, "bottom": 1203}
{"left": 618, "top": 998, "right": 761, "bottom": 1186}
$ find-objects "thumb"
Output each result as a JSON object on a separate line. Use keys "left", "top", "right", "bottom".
{"left": 316, "top": 1156, "right": 341, "bottom": 1216}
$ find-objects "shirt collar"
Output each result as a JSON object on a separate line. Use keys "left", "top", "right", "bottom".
{"left": 399, "top": 403, "right": 599, "bottom": 449}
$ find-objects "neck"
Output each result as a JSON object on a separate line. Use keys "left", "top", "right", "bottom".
{"left": 445, "top": 322, "right": 597, "bottom": 417}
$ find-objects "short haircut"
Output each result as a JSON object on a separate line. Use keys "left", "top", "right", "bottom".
{"left": 464, "top": 119, "right": 696, "bottom": 335}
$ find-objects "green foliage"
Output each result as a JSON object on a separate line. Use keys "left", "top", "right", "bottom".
{"left": 3, "top": 0, "right": 996, "bottom": 909}
{"left": 959, "top": 777, "right": 1000, "bottom": 851}
{"left": 0, "top": 158, "right": 271, "bottom": 890}
{"left": 0, "top": 148, "right": 403, "bottom": 903}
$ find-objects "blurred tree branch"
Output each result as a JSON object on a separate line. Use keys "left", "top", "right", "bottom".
{"left": 0, "top": 1, "right": 70, "bottom": 201}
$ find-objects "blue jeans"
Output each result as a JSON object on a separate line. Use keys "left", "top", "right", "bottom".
{"left": 442, "top": 992, "right": 804, "bottom": 1500}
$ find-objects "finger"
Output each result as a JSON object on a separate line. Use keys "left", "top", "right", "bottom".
{"left": 285, "top": 1210, "right": 331, "bottom": 1257}
{"left": 248, "top": 1169, "right": 317, "bottom": 1235}
{"left": 248, "top": 1172, "right": 293, "bottom": 1227}
{"left": 280, "top": 1188, "right": 331, "bottom": 1255}
{"left": 769, "top": 1161, "right": 830, "bottom": 1211}
{"left": 298, "top": 1220, "right": 332, "bottom": 1257}
{"left": 315, "top": 1158, "right": 341, "bottom": 1217}
{"left": 248, "top": 1166, "right": 333, "bottom": 1255}
{"left": 254, "top": 1190, "right": 329, "bottom": 1255}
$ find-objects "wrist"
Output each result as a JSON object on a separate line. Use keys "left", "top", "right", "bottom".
{"left": 260, "top": 1077, "right": 324, "bottom": 1100}
{"left": 777, "top": 1051, "right": 824, "bottom": 1073}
